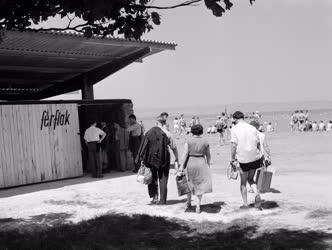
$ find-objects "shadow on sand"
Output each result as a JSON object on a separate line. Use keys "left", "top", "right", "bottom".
{"left": 185, "top": 201, "right": 226, "bottom": 214}
{"left": 0, "top": 171, "right": 135, "bottom": 199}
{"left": 260, "top": 188, "right": 281, "bottom": 194}
{"left": 0, "top": 212, "right": 331, "bottom": 249}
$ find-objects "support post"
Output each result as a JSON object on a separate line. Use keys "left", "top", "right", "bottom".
{"left": 81, "top": 76, "right": 94, "bottom": 100}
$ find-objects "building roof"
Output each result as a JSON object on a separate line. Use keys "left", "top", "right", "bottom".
{"left": 0, "top": 31, "right": 177, "bottom": 100}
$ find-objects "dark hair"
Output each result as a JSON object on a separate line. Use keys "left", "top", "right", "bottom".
{"left": 160, "top": 112, "right": 169, "bottom": 117}
{"left": 233, "top": 111, "right": 244, "bottom": 120}
{"left": 191, "top": 124, "right": 203, "bottom": 135}
{"left": 129, "top": 114, "right": 136, "bottom": 120}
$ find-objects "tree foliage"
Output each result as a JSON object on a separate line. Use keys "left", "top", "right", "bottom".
{"left": 0, "top": 0, "right": 255, "bottom": 40}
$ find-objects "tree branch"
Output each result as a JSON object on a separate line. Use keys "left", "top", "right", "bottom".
{"left": 131, "top": 0, "right": 202, "bottom": 10}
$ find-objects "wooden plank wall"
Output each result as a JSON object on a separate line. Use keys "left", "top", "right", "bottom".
{"left": 0, "top": 103, "right": 83, "bottom": 188}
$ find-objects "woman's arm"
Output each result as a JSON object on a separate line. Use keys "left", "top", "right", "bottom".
{"left": 180, "top": 142, "right": 189, "bottom": 171}
{"left": 205, "top": 144, "right": 211, "bottom": 166}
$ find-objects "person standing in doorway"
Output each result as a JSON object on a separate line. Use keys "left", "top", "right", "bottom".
{"left": 230, "top": 111, "right": 263, "bottom": 209}
{"left": 136, "top": 113, "right": 179, "bottom": 205}
{"left": 84, "top": 121, "right": 106, "bottom": 178}
{"left": 127, "top": 114, "right": 143, "bottom": 173}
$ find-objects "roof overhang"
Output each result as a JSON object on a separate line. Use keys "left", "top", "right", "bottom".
{"left": 0, "top": 31, "right": 177, "bottom": 100}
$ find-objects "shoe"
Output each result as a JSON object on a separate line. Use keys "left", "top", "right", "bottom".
{"left": 254, "top": 195, "right": 263, "bottom": 208}
{"left": 156, "top": 201, "right": 167, "bottom": 205}
{"left": 240, "top": 205, "right": 249, "bottom": 210}
{"left": 150, "top": 196, "right": 159, "bottom": 205}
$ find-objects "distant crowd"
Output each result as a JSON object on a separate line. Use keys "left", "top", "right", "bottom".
{"left": 290, "top": 110, "right": 332, "bottom": 132}
{"left": 173, "top": 111, "right": 275, "bottom": 146}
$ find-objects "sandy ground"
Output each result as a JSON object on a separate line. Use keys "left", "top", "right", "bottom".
{"left": 0, "top": 131, "right": 332, "bottom": 236}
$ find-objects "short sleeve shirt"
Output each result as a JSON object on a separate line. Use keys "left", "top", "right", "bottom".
{"left": 84, "top": 126, "right": 106, "bottom": 142}
{"left": 230, "top": 121, "right": 261, "bottom": 164}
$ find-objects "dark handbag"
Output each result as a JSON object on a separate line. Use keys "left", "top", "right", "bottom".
{"left": 176, "top": 173, "right": 191, "bottom": 196}
{"left": 137, "top": 162, "right": 153, "bottom": 185}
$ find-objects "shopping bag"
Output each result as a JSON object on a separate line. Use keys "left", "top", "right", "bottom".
{"left": 256, "top": 168, "right": 273, "bottom": 193}
{"left": 176, "top": 173, "right": 191, "bottom": 196}
{"left": 227, "top": 163, "right": 238, "bottom": 180}
{"left": 137, "top": 162, "right": 152, "bottom": 185}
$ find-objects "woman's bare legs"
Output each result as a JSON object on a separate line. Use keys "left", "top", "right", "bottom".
{"left": 196, "top": 195, "right": 202, "bottom": 213}
{"left": 186, "top": 193, "right": 192, "bottom": 209}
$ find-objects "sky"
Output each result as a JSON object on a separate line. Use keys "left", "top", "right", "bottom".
{"left": 55, "top": 0, "right": 332, "bottom": 109}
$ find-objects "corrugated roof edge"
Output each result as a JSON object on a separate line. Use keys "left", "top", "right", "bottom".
{"left": 6, "top": 30, "right": 178, "bottom": 49}
{"left": 0, "top": 99, "right": 133, "bottom": 105}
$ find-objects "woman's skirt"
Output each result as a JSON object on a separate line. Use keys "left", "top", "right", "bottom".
{"left": 185, "top": 157, "right": 212, "bottom": 195}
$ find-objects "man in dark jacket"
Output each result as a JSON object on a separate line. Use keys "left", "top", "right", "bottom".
{"left": 136, "top": 114, "right": 179, "bottom": 205}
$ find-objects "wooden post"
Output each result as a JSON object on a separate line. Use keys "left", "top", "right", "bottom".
{"left": 81, "top": 76, "right": 94, "bottom": 100}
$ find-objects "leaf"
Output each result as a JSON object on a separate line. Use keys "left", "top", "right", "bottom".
{"left": 204, "top": 0, "right": 225, "bottom": 17}
{"left": 151, "top": 12, "right": 160, "bottom": 25}
{"left": 224, "top": 0, "right": 233, "bottom": 10}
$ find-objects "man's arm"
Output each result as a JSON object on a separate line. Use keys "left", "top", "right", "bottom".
{"left": 98, "top": 131, "right": 106, "bottom": 143}
{"left": 230, "top": 142, "right": 237, "bottom": 162}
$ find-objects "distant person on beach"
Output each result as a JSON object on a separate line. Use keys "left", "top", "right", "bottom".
{"left": 230, "top": 111, "right": 262, "bottom": 209}
{"left": 173, "top": 117, "right": 180, "bottom": 135}
{"left": 195, "top": 116, "right": 201, "bottom": 125}
{"left": 179, "top": 115, "right": 186, "bottom": 135}
{"left": 266, "top": 122, "right": 274, "bottom": 133}
{"left": 189, "top": 116, "right": 196, "bottom": 129}
{"left": 136, "top": 113, "right": 179, "bottom": 205}
{"left": 291, "top": 111, "right": 299, "bottom": 131}
{"left": 327, "top": 121, "right": 332, "bottom": 132}
{"left": 312, "top": 121, "right": 318, "bottom": 132}
{"left": 215, "top": 113, "right": 228, "bottom": 146}
{"left": 127, "top": 114, "right": 144, "bottom": 173}
{"left": 318, "top": 121, "right": 326, "bottom": 132}
{"left": 180, "top": 124, "right": 212, "bottom": 213}
{"left": 298, "top": 110, "right": 306, "bottom": 132}
{"left": 84, "top": 121, "right": 106, "bottom": 178}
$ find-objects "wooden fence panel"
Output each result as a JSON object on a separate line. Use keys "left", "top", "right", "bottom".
{"left": 0, "top": 103, "right": 83, "bottom": 188}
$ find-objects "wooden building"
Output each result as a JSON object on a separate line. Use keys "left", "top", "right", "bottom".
{"left": 0, "top": 31, "right": 176, "bottom": 188}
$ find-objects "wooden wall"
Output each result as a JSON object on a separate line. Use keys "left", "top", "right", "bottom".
{"left": 0, "top": 103, "right": 83, "bottom": 188}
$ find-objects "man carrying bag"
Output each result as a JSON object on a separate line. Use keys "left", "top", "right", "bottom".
{"left": 136, "top": 113, "right": 179, "bottom": 205}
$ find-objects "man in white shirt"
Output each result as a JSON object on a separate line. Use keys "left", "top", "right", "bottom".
{"left": 230, "top": 111, "right": 262, "bottom": 209}
{"left": 84, "top": 121, "right": 106, "bottom": 178}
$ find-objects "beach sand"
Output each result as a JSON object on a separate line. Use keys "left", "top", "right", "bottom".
{"left": 0, "top": 131, "right": 332, "bottom": 239}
